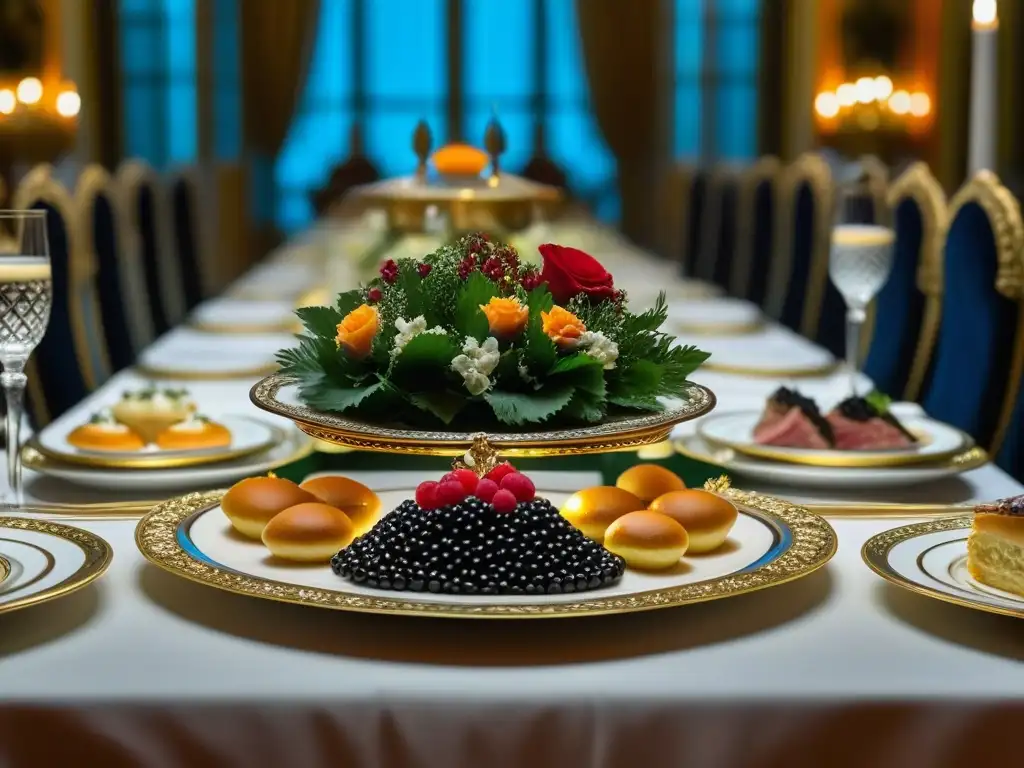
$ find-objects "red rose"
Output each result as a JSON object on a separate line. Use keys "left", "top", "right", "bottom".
{"left": 538, "top": 244, "right": 616, "bottom": 304}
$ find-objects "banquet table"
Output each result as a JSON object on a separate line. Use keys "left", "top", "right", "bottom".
{"left": 3, "top": 245, "right": 1024, "bottom": 768}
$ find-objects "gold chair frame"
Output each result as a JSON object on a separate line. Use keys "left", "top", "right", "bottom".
{"left": 942, "top": 171, "right": 1024, "bottom": 454}
{"left": 13, "top": 170, "right": 111, "bottom": 418}
{"left": 115, "top": 159, "right": 187, "bottom": 327}
{"left": 730, "top": 156, "right": 781, "bottom": 299}
{"left": 76, "top": 164, "right": 156, "bottom": 353}
{"left": 765, "top": 153, "right": 833, "bottom": 327}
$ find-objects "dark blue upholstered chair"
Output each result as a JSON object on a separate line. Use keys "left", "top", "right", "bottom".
{"left": 682, "top": 169, "right": 708, "bottom": 279}
{"left": 731, "top": 157, "right": 780, "bottom": 308}
{"left": 922, "top": 172, "right": 1024, "bottom": 450}
{"left": 170, "top": 173, "right": 205, "bottom": 311}
{"left": 709, "top": 176, "right": 739, "bottom": 290}
{"left": 862, "top": 164, "right": 946, "bottom": 400}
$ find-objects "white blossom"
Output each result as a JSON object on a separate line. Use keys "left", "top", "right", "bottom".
{"left": 580, "top": 331, "right": 619, "bottom": 369}
{"left": 391, "top": 316, "right": 446, "bottom": 358}
{"left": 451, "top": 336, "right": 500, "bottom": 394}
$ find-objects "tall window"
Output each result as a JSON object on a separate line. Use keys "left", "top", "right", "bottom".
{"left": 674, "top": 0, "right": 760, "bottom": 161}
{"left": 119, "top": 0, "right": 197, "bottom": 167}
{"left": 277, "top": 0, "right": 614, "bottom": 234}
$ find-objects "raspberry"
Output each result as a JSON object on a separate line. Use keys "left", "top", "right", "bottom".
{"left": 415, "top": 481, "right": 440, "bottom": 510}
{"left": 485, "top": 462, "right": 517, "bottom": 484}
{"left": 491, "top": 489, "right": 517, "bottom": 513}
{"left": 474, "top": 478, "right": 499, "bottom": 502}
{"left": 500, "top": 472, "right": 535, "bottom": 502}
{"left": 452, "top": 468, "right": 479, "bottom": 494}
{"left": 437, "top": 480, "right": 467, "bottom": 507}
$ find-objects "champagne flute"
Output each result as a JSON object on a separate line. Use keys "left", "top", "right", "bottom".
{"left": 828, "top": 175, "right": 894, "bottom": 396}
{"left": 0, "top": 211, "right": 51, "bottom": 505}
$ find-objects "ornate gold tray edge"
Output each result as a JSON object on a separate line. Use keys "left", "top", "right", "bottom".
{"left": 134, "top": 485, "right": 837, "bottom": 620}
{"left": 250, "top": 373, "right": 717, "bottom": 457}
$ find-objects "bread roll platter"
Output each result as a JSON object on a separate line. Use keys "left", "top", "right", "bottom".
{"left": 862, "top": 495, "right": 1024, "bottom": 619}
{"left": 135, "top": 466, "right": 836, "bottom": 619}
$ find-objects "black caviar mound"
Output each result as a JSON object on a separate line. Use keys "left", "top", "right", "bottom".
{"left": 331, "top": 497, "right": 626, "bottom": 595}
{"left": 767, "top": 386, "right": 835, "bottom": 444}
{"left": 834, "top": 395, "right": 917, "bottom": 442}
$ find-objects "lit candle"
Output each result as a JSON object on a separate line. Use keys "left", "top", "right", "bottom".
{"left": 969, "top": 0, "right": 998, "bottom": 174}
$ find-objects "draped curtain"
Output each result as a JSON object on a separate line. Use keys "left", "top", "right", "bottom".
{"left": 240, "top": 0, "right": 320, "bottom": 258}
{"left": 575, "top": 0, "right": 665, "bottom": 247}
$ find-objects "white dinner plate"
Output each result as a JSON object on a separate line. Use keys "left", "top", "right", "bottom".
{"left": 33, "top": 415, "right": 279, "bottom": 469}
{"left": 189, "top": 299, "right": 298, "bottom": 333}
{"left": 667, "top": 298, "right": 763, "bottom": 335}
{"left": 135, "top": 476, "right": 836, "bottom": 619}
{"left": 0, "top": 518, "right": 112, "bottom": 615}
{"left": 698, "top": 410, "right": 972, "bottom": 468}
{"left": 136, "top": 330, "right": 295, "bottom": 380}
{"left": 22, "top": 428, "right": 313, "bottom": 493}
{"left": 863, "top": 517, "right": 1024, "bottom": 619}
{"left": 676, "top": 434, "right": 989, "bottom": 490}
{"left": 226, "top": 262, "right": 323, "bottom": 300}
{"left": 678, "top": 326, "right": 837, "bottom": 377}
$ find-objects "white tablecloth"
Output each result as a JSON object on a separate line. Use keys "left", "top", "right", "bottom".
{"left": 2, "top": 252, "right": 1024, "bottom": 768}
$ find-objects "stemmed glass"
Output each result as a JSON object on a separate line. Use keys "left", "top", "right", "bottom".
{"left": 828, "top": 174, "right": 894, "bottom": 396}
{"left": 0, "top": 211, "right": 51, "bottom": 505}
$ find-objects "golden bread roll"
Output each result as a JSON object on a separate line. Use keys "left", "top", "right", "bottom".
{"left": 649, "top": 489, "right": 738, "bottom": 553}
{"left": 300, "top": 475, "right": 382, "bottom": 532}
{"left": 560, "top": 486, "right": 645, "bottom": 542}
{"left": 221, "top": 476, "right": 318, "bottom": 539}
{"left": 603, "top": 510, "right": 689, "bottom": 570}
{"left": 616, "top": 464, "right": 686, "bottom": 505}
{"left": 67, "top": 423, "right": 145, "bottom": 452}
{"left": 262, "top": 502, "right": 355, "bottom": 562}
{"left": 155, "top": 418, "right": 231, "bottom": 451}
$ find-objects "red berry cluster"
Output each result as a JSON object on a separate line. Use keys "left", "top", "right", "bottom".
{"left": 380, "top": 259, "right": 399, "bottom": 284}
{"left": 414, "top": 462, "right": 536, "bottom": 514}
{"left": 366, "top": 286, "right": 382, "bottom": 303}
{"left": 520, "top": 268, "right": 542, "bottom": 291}
{"left": 417, "top": 262, "right": 432, "bottom": 278}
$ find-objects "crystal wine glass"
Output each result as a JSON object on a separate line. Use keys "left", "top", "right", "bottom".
{"left": 828, "top": 174, "right": 894, "bottom": 396}
{"left": 0, "top": 211, "right": 51, "bottom": 505}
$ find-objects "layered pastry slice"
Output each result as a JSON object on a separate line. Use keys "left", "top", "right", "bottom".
{"left": 968, "top": 495, "right": 1024, "bottom": 597}
{"left": 753, "top": 387, "right": 834, "bottom": 449}
{"left": 826, "top": 393, "right": 917, "bottom": 450}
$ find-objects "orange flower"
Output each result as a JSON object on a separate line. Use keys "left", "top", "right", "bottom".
{"left": 541, "top": 306, "right": 586, "bottom": 349}
{"left": 335, "top": 304, "right": 379, "bottom": 359}
{"left": 480, "top": 296, "right": 528, "bottom": 339}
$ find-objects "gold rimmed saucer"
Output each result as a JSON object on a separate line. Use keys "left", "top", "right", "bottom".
{"left": 134, "top": 362, "right": 280, "bottom": 381}
{"left": 673, "top": 319, "right": 765, "bottom": 337}
{"left": 0, "top": 554, "right": 9, "bottom": 585}
{"left": 250, "top": 373, "right": 717, "bottom": 458}
{"left": 0, "top": 518, "right": 113, "bottom": 615}
{"left": 701, "top": 360, "right": 839, "bottom": 378}
{"left": 189, "top": 319, "right": 301, "bottom": 335}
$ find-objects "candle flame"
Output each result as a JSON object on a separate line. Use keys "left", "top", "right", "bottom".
{"left": 973, "top": 0, "right": 997, "bottom": 28}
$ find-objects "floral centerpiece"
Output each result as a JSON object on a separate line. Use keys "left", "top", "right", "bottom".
{"left": 277, "top": 233, "right": 709, "bottom": 430}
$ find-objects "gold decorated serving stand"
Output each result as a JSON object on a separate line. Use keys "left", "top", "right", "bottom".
{"left": 250, "top": 373, "right": 718, "bottom": 475}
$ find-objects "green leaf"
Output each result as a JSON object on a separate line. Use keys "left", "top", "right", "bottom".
{"left": 484, "top": 385, "right": 575, "bottom": 426}
{"left": 563, "top": 388, "right": 606, "bottom": 423}
{"left": 607, "top": 393, "right": 664, "bottom": 411}
{"left": 300, "top": 379, "right": 384, "bottom": 413}
{"left": 550, "top": 353, "right": 607, "bottom": 399}
{"left": 295, "top": 305, "right": 343, "bottom": 339}
{"left": 609, "top": 358, "right": 663, "bottom": 398}
{"left": 866, "top": 390, "right": 892, "bottom": 414}
{"left": 398, "top": 261, "right": 433, "bottom": 325}
{"left": 391, "top": 332, "right": 460, "bottom": 374}
{"left": 408, "top": 390, "right": 466, "bottom": 425}
{"left": 526, "top": 283, "right": 554, "bottom": 314}
{"left": 455, "top": 271, "right": 498, "bottom": 340}
{"left": 335, "top": 289, "right": 366, "bottom": 317}
{"left": 523, "top": 310, "right": 556, "bottom": 375}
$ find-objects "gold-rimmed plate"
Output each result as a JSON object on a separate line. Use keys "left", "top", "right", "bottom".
{"left": 691, "top": 327, "right": 839, "bottom": 378}
{"left": 669, "top": 298, "right": 765, "bottom": 337}
{"left": 250, "top": 373, "right": 717, "bottom": 457}
{"left": 135, "top": 330, "right": 291, "bottom": 381}
{"left": 188, "top": 299, "right": 301, "bottom": 335}
{"left": 22, "top": 428, "right": 314, "bottom": 495}
{"left": 31, "top": 416, "right": 282, "bottom": 469}
{"left": 135, "top": 483, "right": 836, "bottom": 619}
{"left": 698, "top": 411, "right": 971, "bottom": 468}
{"left": 675, "top": 434, "right": 989, "bottom": 490}
{"left": 862, "top": 517, "right": 1024, "bottom": 619}
{"left": 0, "top": 518, "right": 112, "bottom": 615}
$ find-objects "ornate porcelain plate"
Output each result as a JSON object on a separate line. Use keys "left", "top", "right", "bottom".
{"left": 676, "top": 434, "right": 988, "bottom": 490}
{"left": 698, "top": 411, "right": 972, "bottom": 468}
{"left": 22, "top": 429, "right": 313, "bottom": 494}
{"left": 32, "top": 415, "right": 280, "bottom": 469}
{"left": 692, "top": 327, "right": 838, "bottom": 378}
{"left": 667, "top": 298, "right": 764, "bottom": 336}
{"left": 0, "top": 518, "right": 112, "bottom": 615}
{"left": 250, "top": 373, "right": 717, "bottom": 457}
{"left": 863, "top": 517, "right": 1024, "bottom": 619}
{"left": 135, "top": 330, "right": 293, "bottom": 381}
{"left": 135, "top": 479, "right": 836, "bottom": 619}
{"left": 189, "top": 299, "right": 300, "bottom": 334}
